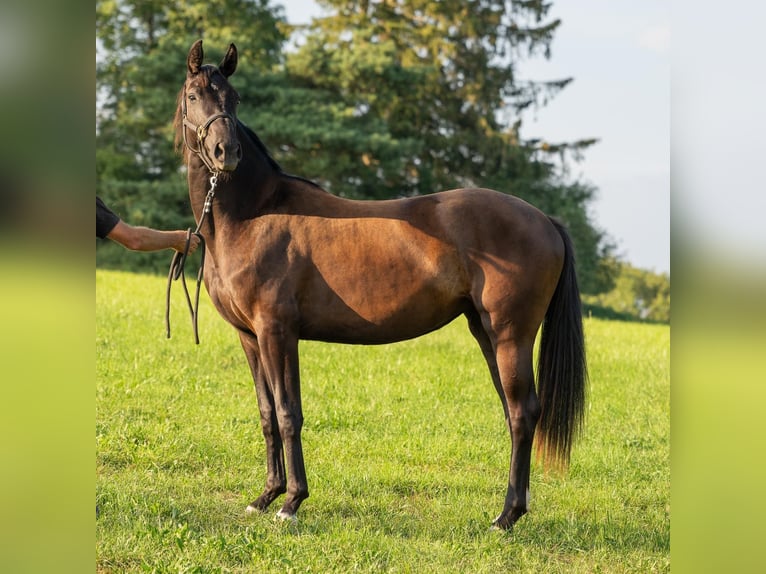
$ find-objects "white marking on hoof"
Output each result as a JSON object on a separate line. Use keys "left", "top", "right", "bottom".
{"left": 490, "top": 514, "right": 505, "bottom": 532}
{"left": 245, "top": 504, "right": 260, "bottom": 515}
{"left": 275, "top": 509, "right": 298, "bottom": 523}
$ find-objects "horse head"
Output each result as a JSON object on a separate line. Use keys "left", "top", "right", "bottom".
{"left": 179, "top": 40, "right": 242, "bottom": 173}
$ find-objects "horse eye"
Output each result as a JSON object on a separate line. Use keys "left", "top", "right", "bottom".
{"left": 188, "top": 94, "right": 197, "bottom": 102}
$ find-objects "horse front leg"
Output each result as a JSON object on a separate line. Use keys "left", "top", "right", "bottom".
{"left": 256, "top": 320, "right": 309, "bottom": 521}
{"left": 238, "top": 331, "right": 287, "bottom": 513}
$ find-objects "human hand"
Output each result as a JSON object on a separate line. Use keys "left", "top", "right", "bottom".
{"left": 187, "top": 232, "right": 201, "bottom": 255}
{"left": 172, "top": 230, "right": 201, "bottom": 254}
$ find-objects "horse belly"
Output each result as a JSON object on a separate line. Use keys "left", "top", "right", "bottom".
{"left": 298, "top": 244, "right": 469, "bottom": 344}
{"left": 299, "top": 294, "right": 468, "bottom": 344}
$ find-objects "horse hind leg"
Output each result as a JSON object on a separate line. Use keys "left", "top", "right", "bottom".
{"left": 466, "top": 309, "right": 508, "bottom": 429}
{"left": 493, "top": 338, "right": 540, "bottom": 530}
{"left": 467, "top": 311, "right": 539, "bottom": 530}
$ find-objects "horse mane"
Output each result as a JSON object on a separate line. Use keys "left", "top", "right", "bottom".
{"left": 173, "top": 86, "right": 186, "bottom": 156}
{"left": 238, "top": 121, "right": 325, "bottom": 191}
{"left": 236, "top": 121, "right": 283, "bottom": 173}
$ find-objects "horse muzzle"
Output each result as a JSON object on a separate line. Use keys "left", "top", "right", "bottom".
{"left": 213, "top": 140, "right": 242, "bottom": 172}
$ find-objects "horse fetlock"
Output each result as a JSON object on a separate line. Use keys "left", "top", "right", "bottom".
{"left": 247, "top": 484, "right": 287, "bottom": 513}
{"left": 279, "top": 488, "right": 309, "bottom": 516}
{"left": 492, "top": 505, "right": 528, "bottom": 531}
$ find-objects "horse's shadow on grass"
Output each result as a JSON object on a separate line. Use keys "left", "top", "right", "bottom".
{"left": 215, "top": 488, "right": 668, "bottom": 555}
{"left": 101, "top": 481, "right": 666, "bottom": 556}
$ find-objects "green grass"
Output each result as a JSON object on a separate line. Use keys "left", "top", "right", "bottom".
{"left": 97, "top": 269, "right": 669, "bottom": 573}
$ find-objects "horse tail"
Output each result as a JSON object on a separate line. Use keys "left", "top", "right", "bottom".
{"left": 535, "top": 217, "right": 588, "bottom": 470}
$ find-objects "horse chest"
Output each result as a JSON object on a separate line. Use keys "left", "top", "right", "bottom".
{"left": 206, "top": 257, "right": 294, "bottom": 334}
{"left": 205, "top": 267, "right": 258, "bottom": 332}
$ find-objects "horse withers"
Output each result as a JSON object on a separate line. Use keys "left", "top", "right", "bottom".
{"left": 173, "top": 39, "right": 587, "bottom": 531}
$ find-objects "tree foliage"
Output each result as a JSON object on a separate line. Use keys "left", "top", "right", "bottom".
{"left": 584, "top": 264, "right": 670, "bottom": 323}
{"left": 96, "top": 0, "right": 622, "bottom": 296}
{"left": 269, "top": 0, "right": 594, "bottom": 196}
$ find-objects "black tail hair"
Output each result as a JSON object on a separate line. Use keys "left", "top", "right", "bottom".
{"left": 535, "top": 218, "right": 588, "bottom": 469}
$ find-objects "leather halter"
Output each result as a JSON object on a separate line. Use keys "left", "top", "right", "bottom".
{"left": 180, "top": 92, "right": 235, "bottom": 174}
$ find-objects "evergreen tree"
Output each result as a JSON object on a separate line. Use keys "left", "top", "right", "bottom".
{"left": 269, "top": 0, "right": 584, "bottom": 197}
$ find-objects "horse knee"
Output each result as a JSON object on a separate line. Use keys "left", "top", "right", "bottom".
{"left": 277, "top": 411, "right": 303, "bottom": 440}
{"left": 260, "top": 420, "right": 279, "bottom": 446}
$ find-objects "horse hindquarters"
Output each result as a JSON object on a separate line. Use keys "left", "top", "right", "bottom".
{"left": 465, "top": 214, "right": 584, "bottom": 530}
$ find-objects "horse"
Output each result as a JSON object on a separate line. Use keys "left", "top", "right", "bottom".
{"left": 173, "top": 40, "right": 586, "bottom": 531}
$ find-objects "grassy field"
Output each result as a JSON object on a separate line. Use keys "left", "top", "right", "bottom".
{"left": 96, "top": 269, "right": 669, "bottom": 573}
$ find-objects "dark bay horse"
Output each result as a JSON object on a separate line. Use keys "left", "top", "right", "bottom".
{"left": 174, "top": 40, "right": 586, "bottom": 531}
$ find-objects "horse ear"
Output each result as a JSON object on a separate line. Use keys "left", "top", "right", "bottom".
{"left": 187, "top": 40, "right": 204, "bottom": 75}
{"left": 219, "top": 43, "right": 238, "bottom": 78}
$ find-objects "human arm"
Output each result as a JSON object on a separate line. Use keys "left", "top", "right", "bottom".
{"left": 106, "top": 220, "right": 200, "bottom": 254}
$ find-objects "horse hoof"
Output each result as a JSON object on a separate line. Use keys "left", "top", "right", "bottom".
{"left": 490, "top": 514, "right": 514, "bottom": 532}
{"left": 274, "top": 509, "right": 298, "bottom": 523}
{"left": 245, "top": 504, "right": 261, "bottom": 515}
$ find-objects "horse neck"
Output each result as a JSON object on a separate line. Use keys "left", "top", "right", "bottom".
{"left": 186, "top": 126, "right": 280, "bottom": 233}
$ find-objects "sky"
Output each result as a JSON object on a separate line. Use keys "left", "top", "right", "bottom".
{"left": 279, "top": 0, "right": 670, "bottom": 273}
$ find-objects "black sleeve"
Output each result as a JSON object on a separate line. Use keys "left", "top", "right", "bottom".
{"left": 96, "top": 196, "right": 121, "bottom": 239}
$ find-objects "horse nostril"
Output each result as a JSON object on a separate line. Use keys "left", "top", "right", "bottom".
{"left": 214, "top": 142, "right": 225, "bottom": 160}
{"left": 236, "top": 143, "right": 243, "bottom": 160}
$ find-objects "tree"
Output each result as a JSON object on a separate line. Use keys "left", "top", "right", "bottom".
{"left": 269, "top": 0, "right": 585, "bottom": 196}
{"left": 583, "top": 264, "right": 670, "bottom": 323}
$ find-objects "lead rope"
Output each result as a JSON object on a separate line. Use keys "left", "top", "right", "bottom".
{"left": 165, "top": 172, "right": 218, "bottom": 344}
